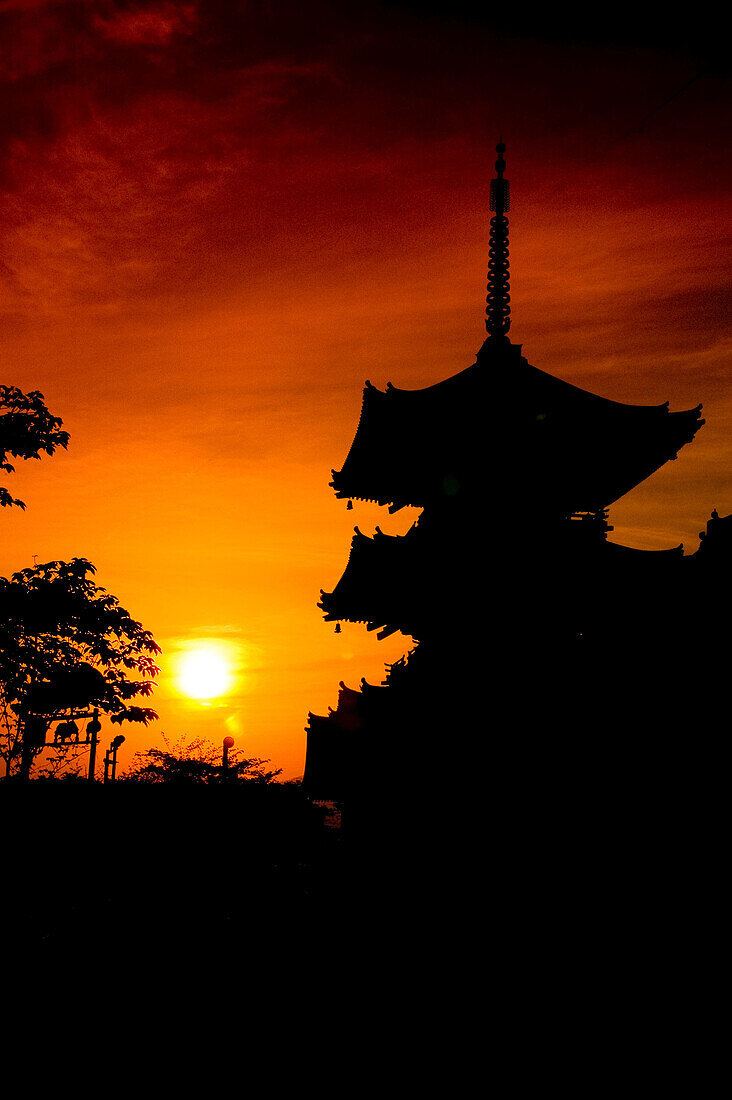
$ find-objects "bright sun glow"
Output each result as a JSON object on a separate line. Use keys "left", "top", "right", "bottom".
{"left": 175, "top": 642, "right": 236, "bottom": 700}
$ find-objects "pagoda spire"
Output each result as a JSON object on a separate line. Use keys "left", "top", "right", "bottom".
{"left": 485, "top": 139, "right": 511, "bottom": 341}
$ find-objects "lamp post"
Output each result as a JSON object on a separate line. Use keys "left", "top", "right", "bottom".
{"left": 103, "top": 734, "right": 125, "bottom": 784}
{"left": 222, "top": 735, "right": 235, "bottom": 782}
{"left": 87, "top": 710, "right": 102, "bottom": 782}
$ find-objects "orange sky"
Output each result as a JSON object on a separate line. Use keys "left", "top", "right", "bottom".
{"left": 1, "top": 2, "right": 730, "bottom": 777}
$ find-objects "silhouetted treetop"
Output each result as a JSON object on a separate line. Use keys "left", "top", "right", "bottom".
{"left": 0, "top": 386, "right": 69, "bottom": 509}
{"left": 0, "top": 558, "right": 161, "bottom": 778}
{"left": 122, "top": 734, "right": 282, "bottom": 786}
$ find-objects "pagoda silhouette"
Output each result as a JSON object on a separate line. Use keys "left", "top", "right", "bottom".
{"left": 303, "top": 142, "right": 729, "bottom": 832}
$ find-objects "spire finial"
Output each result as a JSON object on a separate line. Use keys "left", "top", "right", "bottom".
{"left": 485, "top": 139, "right": 511, "bottom": 341}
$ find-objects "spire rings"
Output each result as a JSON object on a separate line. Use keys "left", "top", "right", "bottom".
{"left": 485, "top": 212, "right": 511, "bottom": 338}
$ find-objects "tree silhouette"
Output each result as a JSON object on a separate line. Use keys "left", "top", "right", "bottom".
{"left": 122, "top": 733, "right": 282, "bottom": 786}
{"left": 0, "top": 386, "right": 69, "bottom": 509}
{"left": 0, "top": 558, "right": 161, "bottom": 779}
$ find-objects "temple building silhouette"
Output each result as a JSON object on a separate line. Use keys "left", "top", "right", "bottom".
{"left": 303, "top": 142, "right": 728, "bottom": 813}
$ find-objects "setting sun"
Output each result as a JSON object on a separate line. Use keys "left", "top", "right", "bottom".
{"left": 175, "top": 643, "right": 236, "bottom": 701}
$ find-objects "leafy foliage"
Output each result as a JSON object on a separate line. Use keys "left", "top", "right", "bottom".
{"left": 122, "top": 733, "right": 282, "bottom": 786}
{"left": 0, "top": 558, "right": 160, "bottom": 777}
{"left": 0, "top": 386, "right": 70, "bottom": 509}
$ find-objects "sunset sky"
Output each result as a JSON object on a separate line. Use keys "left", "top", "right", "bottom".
{"left": 1, "top": 1, "right": 729, "bottom": 777}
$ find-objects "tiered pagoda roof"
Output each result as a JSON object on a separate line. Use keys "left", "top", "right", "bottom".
{"left": 303, "top": 677, "right": 390, "bottom": 799}
{"left": 318, "top": 525, "right": 420, "bottom": 631}
{"left": 319, "top": 518, "right": 686, "bottom": 633}
{"left": 331, "top": 340, "right": 703, "bottom": 514}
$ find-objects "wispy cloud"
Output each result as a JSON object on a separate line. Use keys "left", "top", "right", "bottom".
{"left": 92, "top": 2, "right": 198, "bottom": 47}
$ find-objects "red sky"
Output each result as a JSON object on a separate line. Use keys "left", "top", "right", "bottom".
{"left": 1, "top": 1, "right": 730, "bottom": 777}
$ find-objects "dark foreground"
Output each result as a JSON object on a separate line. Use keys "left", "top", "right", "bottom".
{"left": 3, "top": 747, "right": 725, "bottom": 1008}
{"left": 2, "top": 782, "right": 344, "bottom": 963}
{"left": 3, "top": 764, "right": 724, "bottom": 1082}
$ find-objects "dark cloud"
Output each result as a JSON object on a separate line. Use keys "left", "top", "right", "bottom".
{"left": 0, "top": 1, "right": 729, "bottom": 319}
